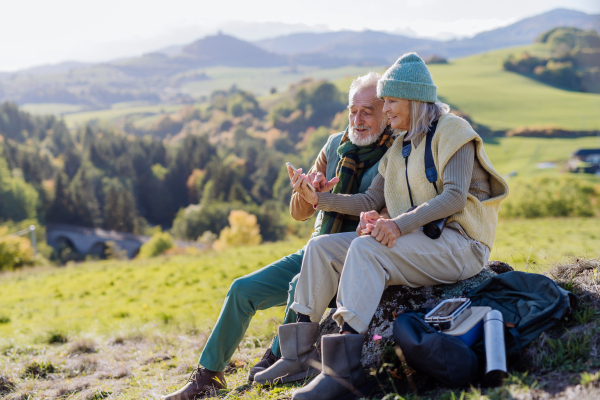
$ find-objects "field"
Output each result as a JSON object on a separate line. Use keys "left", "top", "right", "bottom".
{"left": 38, "top": 44, "right": 600, "bottom": 132}
{"left": 29, "top": 64, "right": 387, "bottom": 128}
{"left": 1, "top": 217, "right": 599, "bottom": 399}
{"left": 483, "top": 136, "right": 600, "bottom": 177}
{"left": 334, "top": 44, "right": 600, "bottom": 131}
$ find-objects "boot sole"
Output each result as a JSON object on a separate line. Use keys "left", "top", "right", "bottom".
{"left": 248, "top": 367, "right": 266, "bottom": 382}
{"left": 336, "top": 379, "right": 377, "bottom": 400}
{"left": 255, "top": 368, "right": 320, "bottom": 385}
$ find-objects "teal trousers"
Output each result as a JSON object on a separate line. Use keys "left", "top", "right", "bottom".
{"left": 198, "top": 248, "right": 304, "bottom": 371}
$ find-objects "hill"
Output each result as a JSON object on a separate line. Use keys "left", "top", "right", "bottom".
{"left": 332, "top": 44, "right": 600, "bottom": 131}
{"left": 111, "top": 33, "right": 288, "bottom": 78}
{"left": 256, "top": 8, "right": 600, "bottom": 62}
{"left": 1, "top": 8, "right": 597, "bottom": 110}
{"left": 441, "top": 8, "right": 600, "bottom": 58}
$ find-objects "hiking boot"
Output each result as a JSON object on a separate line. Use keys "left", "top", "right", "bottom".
{"left": 292, "top": 334, "right": 371, "bottom": 400}
{"left": 248, "top": 347, "right": 279, "bottom": 381}
{"left": 164, "top": 366, "right": 226, "bottom": 400}
{"left": 254, "top": 323, "right": 320, "bottom": 385}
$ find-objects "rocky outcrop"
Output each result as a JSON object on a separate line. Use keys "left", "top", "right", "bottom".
{"left": 317, "top": 261, "right": 513, "bottom": 370}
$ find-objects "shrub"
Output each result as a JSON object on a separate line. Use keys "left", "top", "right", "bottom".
{"left": 171, "top": 201, "right": 286, "bottom": 242}
{"left": 213, "top": 210, "right": 262, "bottom": 250}
{"left": 138, "top": 231, "right": 174, "bottom": 257}
{"left": 22, "top": 360, "right": 57, "bottom": 378}
{"left": 500, "top": 176, "right": 600, "bottom": 219}
{"left": 47, "top": 331, "right": 69, "bottom": 344}
{"left": 0, "top": 227, "right": 35, "bottom": 271}
{"left": 0, "top": 157, "right": 39, "bottom": 222}
{"left": 0, "top": 375, "right": 16, "bottom": 395}
{"left": 68, "top": 339, "right": 97, "bottom": 354}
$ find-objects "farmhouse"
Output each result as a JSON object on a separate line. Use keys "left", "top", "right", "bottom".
{"left": 568, "top": 148, "right": 600, "bottom": 174}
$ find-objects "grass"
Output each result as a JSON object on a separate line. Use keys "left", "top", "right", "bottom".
{"left": 0, "top": 226, "right": 599, "bottom": 398}
{"left": 20, "top": 103, "right": 85, "bottom": 116}
{"left": 493, "top": 217, "right": 599, "bottom": 270}
{"left": 430, "top": 45, "right": 600, "bottom": 131}
{"left": 181, "top": 65, "right": 388, "bottom": 98}
{"left": 57, "top": 64, "right": 387, "bottom": 128}
{"left": 24, "top": 44, "right": 600, "bottom": 133}
{"left": 334, "top": 44, "right": 600, "bottom": 131}
{"left": 483, "top": 136, "right": 600, "bottom": 177}
{"left": 62, "top": 103, "right": 195, "bottom": 129}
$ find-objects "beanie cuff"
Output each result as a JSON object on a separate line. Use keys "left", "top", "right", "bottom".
{"left": 377, "top": 79, "right": 437, "bottom": 103}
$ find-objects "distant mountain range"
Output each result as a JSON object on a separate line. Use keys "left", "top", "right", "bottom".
{"left": 0, "top": 8, "right": 597, "bottom": 108}
{"left": 256, "top": 8, "right": 600, "bottom": 62}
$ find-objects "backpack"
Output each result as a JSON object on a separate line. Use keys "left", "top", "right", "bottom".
{"left": 467, "top": 271, "right": 576, "bottom": 363}
{"left": 393, "top": 312, "right": 479, "bottom": 387}
{"left": 393, "top": 271, "right": 576, "bottom": 386}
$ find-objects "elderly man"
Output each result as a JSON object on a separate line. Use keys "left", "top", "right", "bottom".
{"left": 164, "top": 72, "right": 395, "bottom": 400}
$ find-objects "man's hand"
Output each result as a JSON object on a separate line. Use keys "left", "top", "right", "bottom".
{"left": 287, "top": 165, "right": 318, "bottom": 205}
{"left": 367, "top": 219, "right": 401, "bottom": 248}
{"left": 306, "top": 171, "right": 339, "bottom": 193}
{"left": 357, "top": 210, "right": 381, "bottom": 236}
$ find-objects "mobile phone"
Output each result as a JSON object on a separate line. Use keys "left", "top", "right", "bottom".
{"left": 286, "top": 162, "right": 316, "bottom": 192}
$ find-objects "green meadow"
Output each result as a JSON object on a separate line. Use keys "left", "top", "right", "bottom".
{"left": 483, "top": 135, "right": 600, "bottom": 176}
{"left": 1, "top": 217, "right": 598, "bottom": 344}
{"left": 428, "top": 45, "right": 600, "bottom": 131}
{"left": 333, "top": 44, "right": 600, "bottom": 131}
{"left": 47, "top": 43, "right": 600, "bottom": 132}
{"left": 0, "top": 218, "right": 598, "bottom": 399}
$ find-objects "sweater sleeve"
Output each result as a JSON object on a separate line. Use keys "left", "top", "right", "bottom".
{"left": 290, "top": 147, "right": 328, "bottom": 221}
{"left": 315, "top": 173, "right": 386, "bottom": 216}
{"left": 392, "top": 141, "right": 475, "bottom": 234}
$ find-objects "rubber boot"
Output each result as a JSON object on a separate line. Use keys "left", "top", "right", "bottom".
{"left": 292, "top": 334, "right": 369, "bottom": 400}
{"left": 254, "top": 323, "right": 320, "bottom": 385}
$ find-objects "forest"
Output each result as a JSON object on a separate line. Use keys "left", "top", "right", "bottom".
{"left": 0, "top": 79, "right": 347, "bottom": 254}
{"left": 503, "top": 27, "right": 600, "bottom": 93}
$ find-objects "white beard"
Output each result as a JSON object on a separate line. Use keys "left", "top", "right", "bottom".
{"left": 348, "top": 119, "right": 387, "bottom": 146}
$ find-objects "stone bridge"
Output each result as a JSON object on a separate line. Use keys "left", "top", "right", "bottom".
{"left": 46, "top": 224, "right": 203, "bottom": 258}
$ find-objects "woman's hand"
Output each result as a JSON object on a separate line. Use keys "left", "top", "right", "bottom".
{"left": 367, "top": 219, "right": 401, "bottom": 248}
{"left": 357, "top": 210, "right": 381, "bottom": 236}
{"left": 287, "top": 165, "right": 318, "bottom": 205}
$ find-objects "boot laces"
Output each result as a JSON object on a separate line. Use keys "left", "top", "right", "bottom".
{"left": 187, "top": 366, "right": 203, "bottom": 389}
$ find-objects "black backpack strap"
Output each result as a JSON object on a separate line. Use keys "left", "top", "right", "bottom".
{"left": 509, "top": 327, "right": 524, "bottom": 357}
{"left": 403, "top": 119, "right": 440, "bottom": 207}
{"left": 424, "top": 120, "right": 439, "bottom": 194}
{"left": 402, "top": 141, "right": 415, "bottom": 208}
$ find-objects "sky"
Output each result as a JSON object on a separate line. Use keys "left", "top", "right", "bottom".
{"left": 0, "top": 0, "right": 598, "bottom": 72}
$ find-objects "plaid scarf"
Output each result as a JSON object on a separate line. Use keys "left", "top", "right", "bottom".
{"left": 319, "top": 126, "right": 395, "bottom": 235}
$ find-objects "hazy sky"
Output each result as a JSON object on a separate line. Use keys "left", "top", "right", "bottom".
{"left": 1, "top": 0, "right": 598, "bottom": 71}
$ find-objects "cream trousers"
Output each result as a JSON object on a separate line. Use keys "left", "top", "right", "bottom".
{"left": 290, "top": 227, "right": 490, "bottom": 334}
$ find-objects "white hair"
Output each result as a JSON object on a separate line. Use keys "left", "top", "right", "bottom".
{"left": 405, "top": 100, "right": 451, "bottom": 141}
{"left": 347, "top": 72, "right": 387, "bottom": 146}
{"left": 348, "top": 72, "right": 381, "bottom": 101}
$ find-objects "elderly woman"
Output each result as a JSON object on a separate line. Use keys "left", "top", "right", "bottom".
{"left": 254, "top": 53, "right": 509, "bottom": 400}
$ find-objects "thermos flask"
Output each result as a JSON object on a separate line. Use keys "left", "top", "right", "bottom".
{"left": 483, "top": 310, "right": 507, "bottom": 385}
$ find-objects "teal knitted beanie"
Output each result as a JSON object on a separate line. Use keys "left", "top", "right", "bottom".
{"left": 377, "top": 53, "right": 437, "bottom": 103}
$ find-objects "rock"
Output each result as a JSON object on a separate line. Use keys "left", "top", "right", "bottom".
{"left": 487, "top": 260, "right": 514, "bottom": 274}
{"left": 317, "top": 262, "right": 503, "bottom": 370}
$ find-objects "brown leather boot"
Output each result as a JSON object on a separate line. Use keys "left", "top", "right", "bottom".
{"left": 164, "top": 366, "right": 226, "bottom": 400}
{"left": 248, "top": 347, "right": 279, "bottom": 381}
